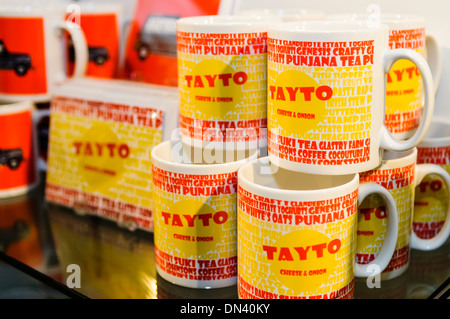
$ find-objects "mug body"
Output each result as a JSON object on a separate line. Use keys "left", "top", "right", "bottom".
{"left": 151, "top": 140, "right": 255, "bottom": 289}
{"left": 65, "top": 2, "right": 122, "bottom": 78}
{"left": 327, "top": 13, "right": 429, "bottom": 139}
{"left": 267, "top": 21, "right": 389, "bottom": 175}
{"left": 0, "top": 101, "right": 39, "bottom": 198}
{"left": 0, "top": 4, "right": 80, "bottom": 102}
{"left": 238, "top": 157, "right": 359, "bottom": 298}
{"left": 176, "top": 15, "right": 278, "bottom": 152}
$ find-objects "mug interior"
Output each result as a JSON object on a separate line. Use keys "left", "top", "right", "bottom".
{"left": 422, "top": 118, "right": 450, "bottom": 140}
{"left": 269, "top": 20, "right": 387, "bottom": 33}
{"left": 382, "top": 148, "right": 415, "bottom": 161}
{"left": 326, "top": 13, "right": 425, "bottom": 24}
{"left": 240, "top": 158, "right": 355, "bottom": 191}
{"left": 152, "top": 140, "right": 256, "bottom": 173}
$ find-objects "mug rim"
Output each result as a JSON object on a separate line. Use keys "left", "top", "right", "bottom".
{"left": 326, "top": 13, "right": 426, "bottom": 25}
{"left": 268, "top": 20, "right": 389, "bottom": 34}
{"left": 238, "top": 156, "right": 358, "bottom": 200}
{"left": 381, "top": 147, "right": 417, "bottom": 164}
{"left": 177, "top": 14, "right": 281, "bottom": 31}
{"left": 0, "top": 100, "right": 33, "bottom": 114}
{"left": 0, "top": 3, "right": 66, "bottom": 16}
{"left": 235, "top": 8, "right": 324, "bottom": 18}
{"left": 237, "top": 8, "right": 324, "bottom": 14}
{"left": 151, "top": 140, "right": 257, "bottom": 175}
{"left": 419, "top": 117, "right": 450, "bottom": 145}
{"left": 68, "top": 2, "right": 123, "bottom": 14}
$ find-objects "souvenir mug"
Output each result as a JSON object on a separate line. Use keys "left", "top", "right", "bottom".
{"left": 358, "top": 148, "right": 450, "bottom": 280}
{"left": 151, "top": 140, "right": 257, "bottom": 289}
{"left": 237, "top": 157, "right": 399, "bottom": 299}
{"left": 267, "top": 20, "right": 434, "bottom": 175}
{"left": 0, "top": 101, "right": 48, "bottom": 198}
{"left": 327, "top": 13, "right": 441, "bottom": 139}
{"left": 414, "top": 117, "right": 450, "bottom": 245}
{"left": 65, "top": 1, "right": 123, "bottom": 78}
{"left": 0, "top": 2, "right": 88, "bottom": 102}
{"left": 176, "top": 15, "right": 279, "bottom": 153}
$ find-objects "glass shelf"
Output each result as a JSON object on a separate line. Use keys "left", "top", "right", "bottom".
{"left": 0, "top": 173, "right": 448, "bottom": 299}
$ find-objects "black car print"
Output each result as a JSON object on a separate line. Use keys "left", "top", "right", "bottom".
{"left": 68, "top": 43, "right": 109, "bottom": 66}
{"left": 0, "top": 148, "right": 24, "bottom": 170}
{"left": 135, "top": 14, "right": 179, "bottom": 60}
{"left": 0, "top": 40, "right": 32, "bottom": 76}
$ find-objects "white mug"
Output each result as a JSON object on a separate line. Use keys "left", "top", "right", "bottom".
{"left": 237, "top": 157, "right": 399, "bottom": 299}
{"left": 176, "top": 15, "right": 279, "bottom": 152}
{"left": 0, "top": 2, "right": 88, "bottom": 103}
{"left": 151, "top": 140, "right": 257, "bottom": 289}
{"left": 358, "top": 148, "right": 450, "bottom": 280}
{"left": 267, "top": 20, "right": 434, "bottom": 175}
{"left": 0, "top": 100, "right": 48, "bottom": 198}
{"left": 414, "top": 117, "right": 450, "bottom": 246}
{"left": 327, "top": 13, "right": 441, "bottom": 140}
{"left": 65, "top": 1, "right": 124, "bottom": 78}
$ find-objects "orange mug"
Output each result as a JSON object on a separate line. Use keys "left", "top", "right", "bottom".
{"left": 0, "top": 101, "right": 47, "bottom": 198}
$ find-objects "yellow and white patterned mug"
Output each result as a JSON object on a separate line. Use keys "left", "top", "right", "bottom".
{"left": 237, "top": 157, "right": 398, "bottom": 299}
{"left": 358, "top": 148, "right": 450, "bottom": 280}
{"left": 327, "top": 13, "right": 441, "bottom": 140}
{"left": 414, "top": 118, "right": 450, "bottom": 247}
{"left": 176, "top": 15, "right": 278, "bottom": 153}
{"left": 266, "top": 20, "right": 435, "bottom": 175}
{"left": 151, "top": 140, "right": 257, "bottom": 289}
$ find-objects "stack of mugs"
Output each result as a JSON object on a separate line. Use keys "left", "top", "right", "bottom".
{"left": 150, "top": 10, "right": 450, "bottom": 299}
{"left": 0, "top": 1, "right": 88, "bottom": 199}
{"left": 0, "top": 0, "right": 125, "bottom": 199}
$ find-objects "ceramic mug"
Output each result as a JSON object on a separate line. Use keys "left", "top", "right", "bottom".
{"left": 0, "top": 101, "right": 48, "bottom": 198}
{"left": 267, "top": 20, "right": 434, "bottom": 175}
{"left": 0, "top": 2, "right": 88, "bottom": 103}
{"left": 176, "top": 15, "right": 279, "bottom": 152}
{"left": 414, "top": 117, "right": 450, "bottom": 245}
{"left": 237, "top": 157, "right": 399, "bottom": 299}
{"left": 358, "top": 148, "right": 450, "bottom": 280}
{"left": 327, "top": 13, "right": 441, "bottom": 139}
{"left": 65, "top": 1, "right": 123, "bottom": 78}
{"left": 151, "top": 140, "right": 257, "bottom": 289}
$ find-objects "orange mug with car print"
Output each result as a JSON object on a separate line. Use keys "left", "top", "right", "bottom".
{"left": 65, "top": 2, "right": 123, "bottom": 78}
{"left": 0, "top": 101, "right": 48, "bottom": 198}
{"left": 0, "top": 3, "right": 87, "bottom": 103}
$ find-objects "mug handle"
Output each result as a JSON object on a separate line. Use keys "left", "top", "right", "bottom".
{"left": 354, "top": 182, "right": 399, "bottom": 278}
{"left": 379, "top": 49, "right": 434, "bottom": 152}
{"left": 56, "top": 21, "right": 88, "bottom": 78}
{"left": 425, "top": 35, "right": 442, "bottom": 94}
{"left": 411, "top": 164, "right": 450, "bottom": 250}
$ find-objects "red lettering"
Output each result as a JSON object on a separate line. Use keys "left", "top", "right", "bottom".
{"left": 184, "top": 73, "right": 248, "bottom": 87}
{"left": 269, "top": 85, "right": 333, "bottom": 101}
{"left": 263, "top": 239, "right": 342, "bottom": 261}
{"left": 160, "top": 211, "right": 229, "bottom": 227}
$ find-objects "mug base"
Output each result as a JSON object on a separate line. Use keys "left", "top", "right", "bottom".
{"left": 0, "top": 181, "right": 39, "bottom": 199}
{"left": 380, "top": 262, "right": 409, "bottom": 281}
{"left": 156, "top": 265, "right": 237, "bottom": 289}
{"left": 0, "top": 93, "right": 51, "bottom": 104}
{"left": 268, "top": 154, "right": 381, "bottom": 176}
